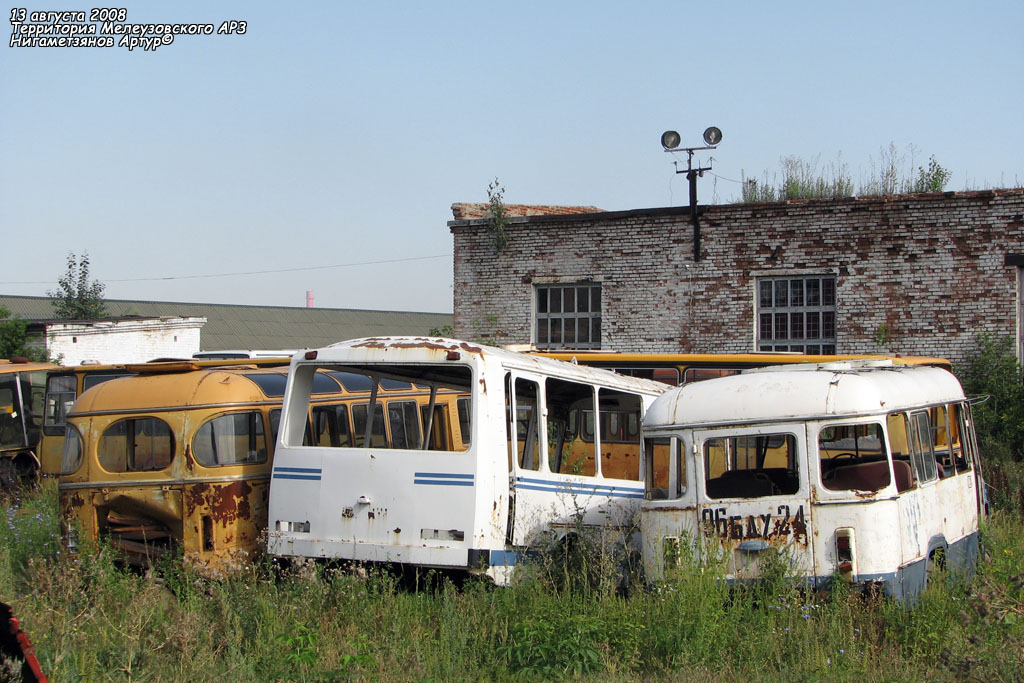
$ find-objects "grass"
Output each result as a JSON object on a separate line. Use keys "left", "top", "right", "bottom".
{"left": 2, "top": 481, "right": 1023, "bottom": 681}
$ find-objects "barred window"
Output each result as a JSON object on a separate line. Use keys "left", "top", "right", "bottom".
{"left": 536, "top": 283, "right": 601, "bottom": 350}
{"left": 757, "top": 275, "right": 836, "bottom": 354}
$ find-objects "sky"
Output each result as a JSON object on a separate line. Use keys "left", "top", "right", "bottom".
{"left": 2, "top": 1, "right": 1021, "bottom": 314}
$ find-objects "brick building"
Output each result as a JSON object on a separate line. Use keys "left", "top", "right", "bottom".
{"left": 449, "top": 189, "right": 1024, "bottom": 366}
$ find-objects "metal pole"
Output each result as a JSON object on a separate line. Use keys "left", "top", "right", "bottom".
{"left": 688, "top": 169, "right": 701, "bottom": 262}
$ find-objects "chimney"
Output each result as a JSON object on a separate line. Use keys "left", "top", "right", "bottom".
{"left": 306, "top": 290, "right": 314, "bottom": 308}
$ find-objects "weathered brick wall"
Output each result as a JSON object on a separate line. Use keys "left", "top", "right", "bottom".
{"left": 450, "top": 190, "right": 1024, "bottom": 366}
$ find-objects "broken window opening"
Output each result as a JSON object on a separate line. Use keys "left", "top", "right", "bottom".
{"left": 819, "top": 423, "right": 891, "bottom": 491}
{"left": 704, "top": 432, "right": 799, "bottom": 499}
{"left": 545, "top": 377, "right": 596, "bottom": 476}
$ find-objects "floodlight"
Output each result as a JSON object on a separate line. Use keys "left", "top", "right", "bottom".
{"left": 661, "top": 130, "right": 681, "bottom": 150}
{"left": 703, "top": 127, "right": 722, "bottom": 146}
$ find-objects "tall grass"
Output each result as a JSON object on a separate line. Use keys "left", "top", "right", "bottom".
{"left": 2, "top": 481, "right": 1022, "bottom": 680}
{"left": 739, "top": 143, "right": 956, "bottom": 203}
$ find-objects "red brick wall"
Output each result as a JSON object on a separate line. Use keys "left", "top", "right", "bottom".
{"left": 450, "top": 189, "right": 1024, "bottom": 366}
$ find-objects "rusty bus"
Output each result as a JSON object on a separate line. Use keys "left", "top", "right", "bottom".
{"left": 267, "top": 337, "right": 668, "bottom": 584}
{"left": 57, "top": 360, "right": 467, "bottom": 572}
{"left": 57, "top": 363, "right": 331, "bottom": 571}
{"left": 0, "top": 359, "right": 54, "bottom": 486}
{"left": 639, "top": 360, "right": 984, "bottom": 602}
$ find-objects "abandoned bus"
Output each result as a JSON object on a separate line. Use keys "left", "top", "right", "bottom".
{"left": 0, "top": 359, "right": 54, "bottom": 485}
{"left": 267, "top": 337, "right": 668, "bottom": 584}
{"left": 639, "top": 360, "right": 984, "bottom": 602}
{"left": 39, "top": 357, "right": 292, "bottom": 476}
{"left": 535, "top": 350, "right": 953, "bottom": 386}
{"left": 58, "top": 363, "right": 341, "bottom": 571}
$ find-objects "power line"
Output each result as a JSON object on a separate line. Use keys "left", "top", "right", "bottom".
{"left": 0, "top": 253, "right": 453, "bottom": 286}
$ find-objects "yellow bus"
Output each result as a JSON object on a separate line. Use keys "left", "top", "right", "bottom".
{"left": 39, "top": 357, "right": 292, "bottom": 476}
{"left": 58, "top": 362, "right": 468, "bottom": 572}
{"left": 534, "top": 351, "right": 952, "bottom": 386}
{"left": 0, "top": 358, "right": 55, "bottom": 486}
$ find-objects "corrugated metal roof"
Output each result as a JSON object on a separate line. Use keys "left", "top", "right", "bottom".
{"left": 0, "top": 295, "right": 452, "bottom": 352}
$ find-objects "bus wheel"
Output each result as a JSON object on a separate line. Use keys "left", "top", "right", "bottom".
{"left": 12, "top": 455, "right": 38, "bottom": 487}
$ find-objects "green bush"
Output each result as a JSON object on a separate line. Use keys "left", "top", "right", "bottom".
{"left": 959, "top": 334, "right": 1024, "bottom": 514}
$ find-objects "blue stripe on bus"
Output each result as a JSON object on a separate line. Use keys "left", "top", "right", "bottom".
{"left": 414, "top": 472, "right": 475, "bottom": 487}
{"left": 272, "top": 467, "right": 322, "bottom": 481}
{"left": 414, "top": 472, "right": 474, "bottom": 479}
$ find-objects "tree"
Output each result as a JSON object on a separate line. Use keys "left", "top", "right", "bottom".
{"left": 47, "top": 251, "right": 107, "bottom": 319}
{"left": 0, "top": 307, "right": 47, "bottom": 361}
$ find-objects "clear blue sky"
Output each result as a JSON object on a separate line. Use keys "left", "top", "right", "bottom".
{"left": 2, "top": 1, "right": 1021, "bottom": 313}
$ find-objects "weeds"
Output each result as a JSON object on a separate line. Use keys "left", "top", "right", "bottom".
{"left": 2, "top": 482, "right": 1023, "bottom": 679}
{"left": 740, "top": 143, "right": 953, "bottom": 203}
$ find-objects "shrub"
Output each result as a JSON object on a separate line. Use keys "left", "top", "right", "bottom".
{"left": 959, "top": 334, "right": 1024, "bottom": 513}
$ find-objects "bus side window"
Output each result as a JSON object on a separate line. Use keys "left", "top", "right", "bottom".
{"left": 513, "top": 378, "right": 541, "bottom": 471}
{"left": 269, "top": 409, "right": 282, "bottom": 445}
{"left": 306, "top": 405, "right": 352, "bottom": 448}
{"left": 99, "top": 417, "right": 174, "bottom": 472}
{"left": 909, "top": 410, "right": 938, "bottom": 483}
{"left": 819, "top": 423, "right": 890, "bottom": 491}
{"left": 598, "top": 388, "right": 643, "bottom": 481}
{"left": 931, "top": 405, "right": 954, "bottom": 477}
{"left": 885, "top": 413, "right": 917, "bottom": 491}
{"left": 456, "top": 398, "right": 471, "bottom": 448}
{"left": 644, "top": 437, "right": 677, "bottom": 499}
{"left": 43, "top": 375, "right": 77, "bottom": 435}
{"left": 387, "top": 400, "right": 422, "bottom": 449}
{"left": 421, "top": 404, "right": 450, "bottom": 450}
{"left": 546, "top": 378, "right": 595, "bottom": 476}
{"left": 352, "top": 403, "right": 387, "bottom": 448}
{"left": 194, "top": 411, "right": 267, "bottom": 466}
{"left": 950, "top": 403, "right": 972, "bottom": 473}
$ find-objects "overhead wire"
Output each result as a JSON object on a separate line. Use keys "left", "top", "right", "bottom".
{"left": 0, "top": 253, "right": 453, "bottom": 286}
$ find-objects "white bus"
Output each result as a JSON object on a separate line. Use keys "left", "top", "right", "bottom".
{"left": 267, "top": 337, "right": 668, "bottom": 583}
{"left": 640, "top": 360, "right": 985, "bottom": 602}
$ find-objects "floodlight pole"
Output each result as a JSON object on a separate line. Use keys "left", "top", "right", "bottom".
{"left": 672, "top": 146, "right": 715, "bottom": 262}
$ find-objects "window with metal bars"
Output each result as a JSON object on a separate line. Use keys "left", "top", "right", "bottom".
{"left": 756, "top": 275, "right": 837, "bottom": 353}
{"left": 535, "top": 283, "right": 602, "bottom": 350}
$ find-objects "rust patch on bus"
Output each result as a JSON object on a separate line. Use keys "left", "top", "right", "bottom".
{"left": 184, "top": 480, "right": 254, "bottom": 524}
{"left": 352, "top": 338, "right": 483, "bottom": 354}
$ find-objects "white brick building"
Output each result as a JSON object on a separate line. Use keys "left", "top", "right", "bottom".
{"left": 31, "top": 317, "right": 205, "bottom": 365}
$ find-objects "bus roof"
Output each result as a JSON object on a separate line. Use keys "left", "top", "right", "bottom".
{"left": 643, "top": 361, "right": 965, "bottom": 430}
{"left": 193, "top": 350, "right": 297, "bottom": 360}
{"left": 0, "top": 359, "right": 56, "bottom": 374}
{"left": 533, "top": 350, "right": 951, "bottom": 370}
{"left": 68, "top": 367, "right": 294, "bottom": 415}
{"left": 309, "top": 337, "right": 669, "bottom": 396}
